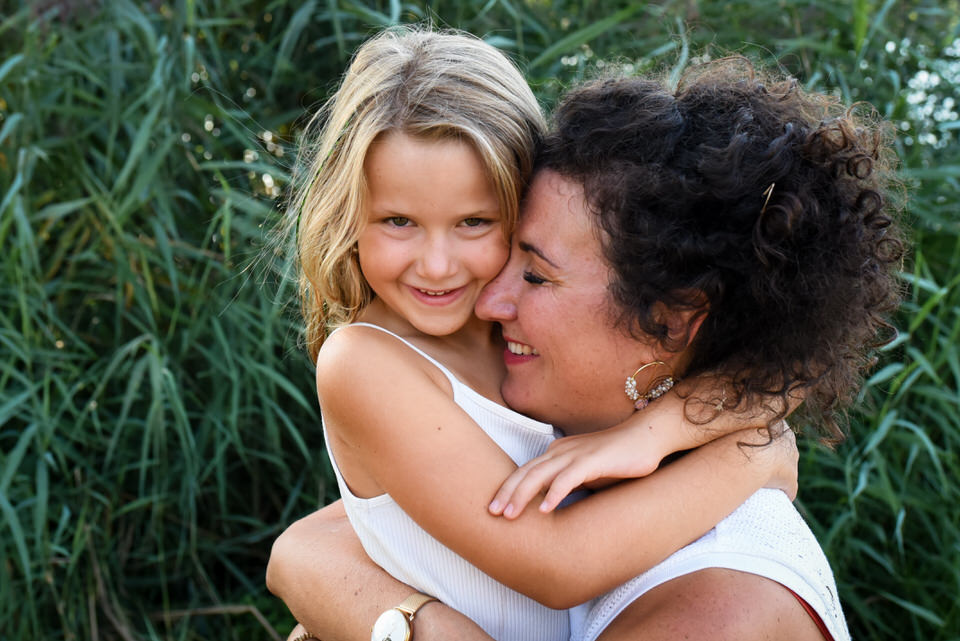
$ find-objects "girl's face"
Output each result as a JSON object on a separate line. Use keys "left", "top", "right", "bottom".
{"left": 358, "top": 132, "right": 509, "bottom": 337}
{"left": 476, "top": 170, "right": 657, "bottom": 434}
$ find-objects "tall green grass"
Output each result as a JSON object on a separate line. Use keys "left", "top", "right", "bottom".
{"left": 1, "top": 1, "right": 958, "bottom": 639}
{"left": 1, "top": 2, "right": 330, "bottom": 639}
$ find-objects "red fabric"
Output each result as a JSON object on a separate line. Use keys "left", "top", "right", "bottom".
{"left": 786, "top": 587, "right": 834, "bottom": 641}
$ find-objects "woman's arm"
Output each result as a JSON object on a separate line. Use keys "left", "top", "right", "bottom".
{"left": 266, "top": 501, "right": 494, "bottom": 641}
{"left": 318, "top": 329, "right": 797, "bottom": 609}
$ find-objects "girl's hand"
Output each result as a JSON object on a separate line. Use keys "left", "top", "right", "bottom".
{"left": 756, "top": 421, "right": 799, "bottom": 500}
{"left": 488, "top": 419, "right": 799, "bottom": 519}
{"left": 718, "top": 421, "right": 798, "bottom": 500}
{"left": 488, "top": 421, "right": 667, "bottom": 519}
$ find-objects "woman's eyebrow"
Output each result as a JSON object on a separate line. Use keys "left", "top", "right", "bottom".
{"left": 518, "top": 240, "right": 558, "bottom": 268}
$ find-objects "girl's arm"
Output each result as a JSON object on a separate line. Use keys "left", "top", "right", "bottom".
{"left": 266, "top": 502, "right": 494, "bottom": 641}
{"left": 317, "top": 328, "right": 797, "bottom": 609}
{"left": 490, "top": 384, "right": 795, "bottom": 517}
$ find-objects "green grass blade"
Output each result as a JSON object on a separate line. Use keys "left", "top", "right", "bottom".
{"left": 528, "top": 4, "right": 643, "bottom": 71}
{"left": 0, "top": 492, "right": 33, "bottom": 585}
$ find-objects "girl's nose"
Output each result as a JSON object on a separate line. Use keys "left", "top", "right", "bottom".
{"left": 416, "top": 236, "right": 457, "bottom": 281}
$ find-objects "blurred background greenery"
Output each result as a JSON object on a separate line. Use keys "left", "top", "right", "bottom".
{"left": 1, "top": 0, "right": 958, "bottom": 639}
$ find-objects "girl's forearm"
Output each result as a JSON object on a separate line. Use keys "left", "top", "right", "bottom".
{"left": 495, "top": 429, "right": 788, "bottom": 608}
{"left": 617, "top": 378, "right": 795, "bottom": 460}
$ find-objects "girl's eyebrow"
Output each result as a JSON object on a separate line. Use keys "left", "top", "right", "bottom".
{"left": 518, "top": 241, "right": 558, "bottom": 268}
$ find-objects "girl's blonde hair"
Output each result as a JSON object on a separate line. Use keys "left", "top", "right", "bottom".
{"left": 290, "top": 26, "right": 545, "bottom": 360}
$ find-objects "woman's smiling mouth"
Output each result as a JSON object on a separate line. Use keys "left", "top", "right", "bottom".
{"left": 506, "top": 339, "right": 539, "bottom": 356}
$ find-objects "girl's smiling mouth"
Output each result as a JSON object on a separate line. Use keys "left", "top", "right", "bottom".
{"left": 407, "top": 284, "right": 467, "bottom": 305}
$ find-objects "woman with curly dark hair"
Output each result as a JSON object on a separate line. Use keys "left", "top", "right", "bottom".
{"left": 269, "top": 57, "right": 903, "bottom": 641}
{"left": 494, "top": 56, "right": 904, "bottom": 495}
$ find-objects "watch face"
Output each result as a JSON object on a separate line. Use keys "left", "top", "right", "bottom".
{"left": 371, "top": 608, "right": 411, "bottom": 641}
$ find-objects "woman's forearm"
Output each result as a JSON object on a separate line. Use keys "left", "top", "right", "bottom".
{"left": 266, "top": 502, "right": 494, "bottom": 641}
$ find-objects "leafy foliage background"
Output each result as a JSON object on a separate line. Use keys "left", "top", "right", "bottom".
{"left": 1, "top": 1, "right": 958, "bottom": 639}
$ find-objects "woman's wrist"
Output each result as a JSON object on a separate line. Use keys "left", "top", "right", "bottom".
{"left": 269, "top": 504, "right": 495, "bottom": 641}
{"left": 412, "top": 601, "right": 493, "bottom": 641}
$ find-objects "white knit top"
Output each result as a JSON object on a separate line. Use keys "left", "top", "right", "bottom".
{"left": 323, "top": 323, "right": 570, "bottom": 641}
{"left": 573, "top": 488, "right": 851, "bottom": 641}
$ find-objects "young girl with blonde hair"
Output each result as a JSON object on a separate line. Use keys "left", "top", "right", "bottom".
{"left": 277, "top": 27, "right": 798, "bottom": 641}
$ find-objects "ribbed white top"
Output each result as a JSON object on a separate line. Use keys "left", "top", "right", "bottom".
{"left": 323, "top": 323, "right": 570, "bottom": 641}
{"left": 574, "top": 488, "right": 851, "bottom": 641}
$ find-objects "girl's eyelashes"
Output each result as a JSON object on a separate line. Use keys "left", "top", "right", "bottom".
{"left": 380, "top": 216, "right": 495, "bottom": 228}
{"left": 522, "top": 270, "right": 546, "bottom": 285}
{"left": 461, "top": 216, "right": 500, "bottom": 229}
{"left": 386, "top": 216, "right": 411, "bottom": 227}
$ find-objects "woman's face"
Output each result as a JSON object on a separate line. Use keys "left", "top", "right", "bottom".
{"left": 476, "top": 170, "right": 657, "bottom": 435}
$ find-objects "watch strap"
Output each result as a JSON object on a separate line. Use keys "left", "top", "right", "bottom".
{"left": 394, "top": 592, "right": 437, "bottom": 619}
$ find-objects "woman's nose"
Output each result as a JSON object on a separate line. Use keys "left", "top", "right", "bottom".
{"left": 476, "top": 266, "right": 517, "bottom": 321}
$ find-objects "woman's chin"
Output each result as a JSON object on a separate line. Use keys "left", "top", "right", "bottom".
{"left": 501, "top": 381, "right": 543, "bottom": 419}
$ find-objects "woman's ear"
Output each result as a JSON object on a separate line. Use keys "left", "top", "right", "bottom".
{"left": 652, "top": 291, "right": 709, "bottom": 352}
{"left": 651, "top": 297, "right": 708, "bottom": 378}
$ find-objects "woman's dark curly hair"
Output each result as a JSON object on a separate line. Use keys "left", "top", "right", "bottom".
{"left": 537, "top": 57, "right": 905, "bottom": 441}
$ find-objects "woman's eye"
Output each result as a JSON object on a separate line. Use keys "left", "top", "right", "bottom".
{"left": 523, "top": 271, "right": 546, "bottom": 285}
{"left": 386, "top": 216, "right": 411, "bottom": 227}
{"left": 461, "top": 217, "right": 487, "bottom": 227}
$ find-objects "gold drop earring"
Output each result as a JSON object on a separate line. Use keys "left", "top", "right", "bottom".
{"left": 624, "top": 361, "right": 676, "bottom": 411}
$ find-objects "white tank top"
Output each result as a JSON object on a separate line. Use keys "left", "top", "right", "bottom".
{"left": 322, "top": 323, "right": 570, "bottom": 641}
{"left": 573, "top": 488, "right": 851, "bottom": 641}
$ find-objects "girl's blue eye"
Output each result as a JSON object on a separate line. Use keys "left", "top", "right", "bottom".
{"left": 523, "top": 271, "right": 546, "bottom": 285}
{"left": 387, "top": 216, "right": 411, "bottom": 227}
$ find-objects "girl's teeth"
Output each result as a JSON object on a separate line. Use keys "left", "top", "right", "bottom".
{"left": 507, "top": 341, "right": 539, "bottom": 356}
{"left": 419, "top": 289, "right": 449, "bottom": 296}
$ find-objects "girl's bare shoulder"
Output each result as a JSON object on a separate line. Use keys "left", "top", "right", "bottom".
{"left": 315, "top": 324, "right": 453, "bottom": 408}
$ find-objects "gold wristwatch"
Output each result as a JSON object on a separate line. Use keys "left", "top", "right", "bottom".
{"left": 370, "top": 592, "right": 438, "bottom": 641}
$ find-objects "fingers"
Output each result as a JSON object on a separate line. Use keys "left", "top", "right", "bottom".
{"left": 767, "top": 426, "right": 799, "bottom": 501}
{"left": 781, "top": 428, "right": 799, "bottom": 501}
{"left": 540, "top": 465, "right": 590, "bottom": 512}
{"left": 488, "top": 430, "right": 650, "bottom": 519}
{"left": 487, "top": 461, "right": 531, "bottom": 517}
{"left": 488, "top": 452, "right": 571, "bottom": 519}
{"left": 786, "top": 477, "right": 799, "bottom": 502}
{"left": 489, "top": 437, "right": 598, "bottom": 519}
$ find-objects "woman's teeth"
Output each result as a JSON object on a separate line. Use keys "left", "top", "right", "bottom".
{"left": 418, "top": 289, "right": 451, "bottom": 296}
{"left": 507, "top": 341, "right": 539, "bottom": 356}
